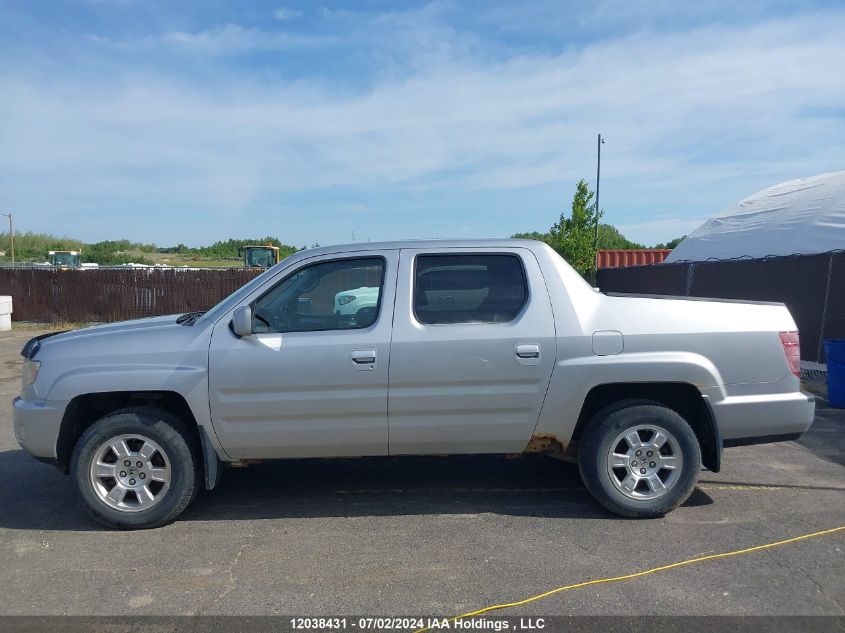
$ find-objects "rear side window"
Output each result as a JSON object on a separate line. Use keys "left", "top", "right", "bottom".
{"left": 414, "top": 254, "right": 528, "bottom": 324}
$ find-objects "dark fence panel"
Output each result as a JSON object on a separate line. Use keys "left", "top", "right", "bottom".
{"left": 0, "top": 268, "right": 263, "bottom": 323}
{"left": 691, "top": 257, "right": 830, "bottom": 363}
{"left": 595, "top": 261, "right": 690, "bottom": 296}
{"left": 825, "top": 255, "right": 845, "bottom": 347}
{"left": 597, "top": 252, "right": 844, "bottom": 363}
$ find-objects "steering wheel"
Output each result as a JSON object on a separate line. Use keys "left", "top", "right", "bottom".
{"left": 254, "top": 302, "right": 298, "bottom": 332}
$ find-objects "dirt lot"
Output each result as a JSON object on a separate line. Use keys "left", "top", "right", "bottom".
{"left": 0, "top": 328, "right": 842, "bottom": 618}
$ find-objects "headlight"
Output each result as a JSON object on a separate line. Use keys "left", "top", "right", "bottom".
{"left": 338, "top": 295, "right": 356, "bottom": 305}
{"left": 22, "top": 359, "right": 40, "bottom": 391}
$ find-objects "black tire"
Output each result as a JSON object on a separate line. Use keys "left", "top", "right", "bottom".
{"left": 71, "top": 407, "right": 201, "bottom": 529}
{"left": 578, "top": 401, "right": 701, "bottom": 518}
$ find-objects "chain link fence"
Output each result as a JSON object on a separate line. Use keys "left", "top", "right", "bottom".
{"left": 0, "top": 268, "right": 264, "bottom": 324}
{"left": 597, "top": 251, "right": 845, "bottom": 385}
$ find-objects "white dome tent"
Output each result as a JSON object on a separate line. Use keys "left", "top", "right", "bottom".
{"left": 665, "top": 170, "right": 845, "bottom": 263}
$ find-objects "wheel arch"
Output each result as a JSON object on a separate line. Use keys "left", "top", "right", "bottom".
{"left": 568, "top": 382, "right": 721, "bottom": 472}
{"left": 56, "top": 391, "right": 220, "bottom": 485}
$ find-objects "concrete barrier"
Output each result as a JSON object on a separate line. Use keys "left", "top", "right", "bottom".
{"left": 0, "top": 295, "right": 11, "bottom": 331}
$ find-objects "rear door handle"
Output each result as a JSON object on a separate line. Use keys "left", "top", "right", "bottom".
{"left": 351, "top": 349, "right": 377, "bottom": 369}
{"left": 515, "top": 344, "right": 540, "bottom": 359}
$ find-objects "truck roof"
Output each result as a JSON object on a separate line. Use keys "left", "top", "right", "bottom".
{"left": 295, "top": 238, "right": 545, "bottom": 259}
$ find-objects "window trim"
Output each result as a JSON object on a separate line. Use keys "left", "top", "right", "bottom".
{"left": 250, "top": 255, "right": 387, "bottom": 334}
{"left": 411, "top": 252, "right": 530, "bottom": 326}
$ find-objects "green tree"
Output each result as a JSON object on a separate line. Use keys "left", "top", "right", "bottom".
{"left": 596, "top": 224, "right": 644, "bottom": 249}
{"left": 0, "top": 232, "right": 304, "bottom": 265}
{"left": 82, "top": 240, "right": 154, "bottom": 265}
{"left": 511, "top": 231, "right": 551, "bottom": 243}
{"left": 194, "top": 237, "right": 298, "bottom": 260}
{"left": 653, "top": 235, "right": 686, "bottom": 249}
{"left": 0, "top": 231, "right": 84, "bottom": 262}
{"left": 547, "top": 179, "right": 602, "bottom": 276}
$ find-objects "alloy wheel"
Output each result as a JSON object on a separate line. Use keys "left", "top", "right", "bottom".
{"left": 88, "top": 434, "right": 172, "bottom": 512}
{"left": 606, "top": 424, "right": 683, "bottom": 500}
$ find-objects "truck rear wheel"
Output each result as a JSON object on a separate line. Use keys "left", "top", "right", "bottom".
{"left": 578, "top": 402, "right": 701, "bottom": 517}
{"left": 71, "top": 407, "right": 200, "bottom": 529}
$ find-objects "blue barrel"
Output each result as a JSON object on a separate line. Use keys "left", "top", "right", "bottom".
{"left": 826, "top": 339, "right": 845, "bottom": 408}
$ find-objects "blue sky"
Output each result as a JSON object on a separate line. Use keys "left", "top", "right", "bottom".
{"left": 1, "top": 0, "right": 843, "bottom": 247}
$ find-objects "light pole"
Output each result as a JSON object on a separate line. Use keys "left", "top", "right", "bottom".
{"left": 594, "top": 133, "right": 604, "bottom": 251}
{"left": 0, "top": 212, "right": 13, "bottom": 266}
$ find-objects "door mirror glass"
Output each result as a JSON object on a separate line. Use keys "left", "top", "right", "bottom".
{"left": 231, "top": 305, "right": 253, "bottom": 337}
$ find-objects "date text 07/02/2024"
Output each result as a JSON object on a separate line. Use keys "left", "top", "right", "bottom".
{"left": 289, "top": 617, "right": 547, "bottom": 630}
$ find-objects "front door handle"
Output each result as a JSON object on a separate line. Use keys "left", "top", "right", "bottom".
{"left": 515, "top": 344, "right": 540, "bottom": 359}
{"left": 351, "top": 349, "right": 377, "bottom": 368}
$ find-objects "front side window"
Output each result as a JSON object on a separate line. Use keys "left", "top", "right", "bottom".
{"left": 253, "top": 257, "right": 385, "bottom": 333}
{"left": 414, "top": 254, "right": 528, "bottom": 324}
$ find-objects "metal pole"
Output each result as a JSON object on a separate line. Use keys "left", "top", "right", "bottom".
{"left": 594, "top": 133, "right": 602, "bottom": 250}
{"left": 0, "top": 213, "right": 12, "bottom": 267}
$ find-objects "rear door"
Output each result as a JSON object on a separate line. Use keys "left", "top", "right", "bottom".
{"left": 388, "top": 247, "right": 556, "bottom": 454}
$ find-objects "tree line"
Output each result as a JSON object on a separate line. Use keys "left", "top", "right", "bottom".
{"left": 162, "top": 237, "right": 301, "bottom": 261}
{"left": 0, "top": 191, "right": 684, "bottom": 271}
{"left": 0, "top": 233, "right": 302, "bottom": 266}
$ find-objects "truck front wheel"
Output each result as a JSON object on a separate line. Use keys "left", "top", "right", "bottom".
{"left": 71, "top": 407, "right": 200, "bottom": 529}
{"left": 578, "top": 402, "right": 701, "bottom": 517}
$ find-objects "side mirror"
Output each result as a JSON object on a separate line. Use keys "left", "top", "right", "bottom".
{"left": 231, "top": 306, "right": 253, "bottom": 337}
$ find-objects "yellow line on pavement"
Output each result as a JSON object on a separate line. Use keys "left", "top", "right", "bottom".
{"left": 415, "top": 525, "right": 845, "bottom": 632}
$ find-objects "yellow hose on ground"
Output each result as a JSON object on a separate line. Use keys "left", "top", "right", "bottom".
{"left": 415, "top": 524, "right": 845, "bottom": 633}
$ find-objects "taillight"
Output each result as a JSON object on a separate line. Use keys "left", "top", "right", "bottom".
{"left": 779, "top": 331, "right": 800, "bottom": 378}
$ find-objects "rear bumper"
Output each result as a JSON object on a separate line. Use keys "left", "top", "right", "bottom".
{"left": 709, "top": 390, "right": 815, "bottom": 443}
{"left": 13, "top": 396, "right": 64, "bottom": 460}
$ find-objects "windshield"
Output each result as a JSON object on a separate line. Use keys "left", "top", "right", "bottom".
{"left": 245, "top": 247, "right": 275, "bottom": 268}
{"left": 50, "top": 252, "right": 80, "bottom": 267}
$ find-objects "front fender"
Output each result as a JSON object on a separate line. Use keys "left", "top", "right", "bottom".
{"left": 45, "top": 364, "right": 206, "bottom": 403}
{"left": 45, "top": 364, "right": 231, "bottom": 463}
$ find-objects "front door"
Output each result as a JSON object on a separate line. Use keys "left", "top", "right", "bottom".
{"left": 208, "top": 251, "right": 397, "bottom": 459}
{"left": 388, "top": 248, "right": 557, "bottom": 455}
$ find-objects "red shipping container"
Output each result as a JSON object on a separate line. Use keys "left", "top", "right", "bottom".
{"left": 596, "top": 249, "right": 672, "bottom": 269}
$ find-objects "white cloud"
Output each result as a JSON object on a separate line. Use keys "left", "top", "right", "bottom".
{"left": 109, "top": 23, "right": 336, "bottom": 54}
{"left": 2, "top": 8, "right": 844, "bottom": 243}
{"left": 273, "top": 7, "right": 303, "bottom": 21}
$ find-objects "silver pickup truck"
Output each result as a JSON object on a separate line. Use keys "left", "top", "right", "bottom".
{"left": 13, "top": 239, "right": 815, "bottom": 529}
